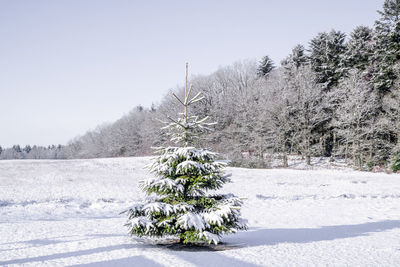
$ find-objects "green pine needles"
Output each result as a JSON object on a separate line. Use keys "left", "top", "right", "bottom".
{"left": 391, "top": 153, "right": 400, "bottom": 173}
{"left": 125, "top": 63, "right": 247, "bottom": 245}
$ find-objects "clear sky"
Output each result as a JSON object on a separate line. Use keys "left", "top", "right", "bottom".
{"left": 0, "top": 0, "right": 384, "bottom": 147}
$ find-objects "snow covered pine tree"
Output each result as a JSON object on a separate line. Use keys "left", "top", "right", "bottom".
{"left": 125, "top": 64, "right": 247, "bottom": 245}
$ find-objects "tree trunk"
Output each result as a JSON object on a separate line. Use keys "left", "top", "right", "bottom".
{"left": 282, "top": 136, "right": 288, "bottom": 167}
{"left": 353, "top": 140, "right": 362, "bottom": 170}
{"left": 259, "top": 145, "right": 264, "bottom": 159}
{"left": 306, "top": 154, "right": 311, "bottom": 165}
{"left": 369, "top": 137, "right": 373, "bottom": 162}
{"left": 357, "top": 155, "right": 362, "bottom": 170}
{"left": 305, "top": 135, "right": 311, "bottom": 165}
{"left": 320, "top": 136, "right": 324, "bottom": 155}
{"left": 283, "top": 153, "right": 288, "bottom": 168}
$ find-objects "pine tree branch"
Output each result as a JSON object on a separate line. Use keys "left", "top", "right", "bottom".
{"left": 188, "top": 92, "right": 204, "bottom": 105}
{"left": 186, "top": 84, "right": 193, "bottom": 104}
{"left": 172, "top": 93, "right": 185, "bottom": 106}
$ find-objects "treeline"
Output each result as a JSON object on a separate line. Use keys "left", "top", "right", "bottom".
{"left": 2, "top": 0, "right": 400, "bottom": 169}
{"left": 0, "top": 145, "right": 66, "bottom": 160}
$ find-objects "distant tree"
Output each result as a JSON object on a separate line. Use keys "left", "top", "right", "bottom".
{"left": 4, "top": 145, "right": 23, "bottom": 159}
{"left": 331, "top": 70, "right": 381, "bottom": 169}
{"left": 289, "top": 66, "right": 329, "bottom": 165}
{"left": 281, "top": 44, "right": 309, "bottom": 96}
{"left": 257, "top": 55, "right": 275, "bottom": 78}
{"left": 189, "top": 60, "right": 261, "bottom": 155}
{"left": 281, "top": 44, "right": 308, "bottom": 72}
{"left": 136, "top": 105, "right": 144, "bottom": 112}
{"left": 12, "top": 145, "right": 21, "bottom": 153}
{"left": 263, "top": 70, "right": 295, "bottom": 167}
{"left": 371, "top": 0, "right": 400, "bottom": 91}
{"left": 309, "top": 30, "right": 347, "bottom": 89}
{"left": 150, "top": 103, "right": 157, "bottom": 112}
{"left": 342, "top": 26, "right": 374, "bottom": 72}
{"left": 382, "top": 62, "right": 400, "bottom": 156}
{"left": 23, "top": 145, "right": 32, "bottom": 154}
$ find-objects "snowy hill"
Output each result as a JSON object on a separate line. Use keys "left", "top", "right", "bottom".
{"left": 1, "top": 157, "right": 400, "bottom": 266}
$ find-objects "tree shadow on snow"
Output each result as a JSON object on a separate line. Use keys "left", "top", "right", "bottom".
{"left": 0, "top": 240, "right": 258, "bottom": 267}
{"left": 224, "top": 220, "right": 400, "bottom": 247}
{"left": 172, "top": 250, "right": 261, "bottom": 267}
{"left": 0, "top": 233, "right": 126, "bottom": 253}
{"left": 0, "top": 243, "right": 139, "bottom": 266}
{"left": 2, "top": 221, "right": 398, "bottom": 267}
{"left": 67, "top": 256, "right": 163, "bottom": 267}
{"left": 149, "top": 239, "right": 241, "bottom": 252}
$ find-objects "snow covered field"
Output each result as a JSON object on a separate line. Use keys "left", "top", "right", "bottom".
{"left": 1, "top": 157, "right": 400, "bottom": 266}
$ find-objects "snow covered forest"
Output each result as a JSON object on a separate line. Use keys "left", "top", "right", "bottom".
{"left": 2, "top": 1, "right": 400, "bottom": 171}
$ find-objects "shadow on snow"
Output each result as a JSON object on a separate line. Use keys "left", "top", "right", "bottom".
{"left": 1, "top": 220, "right": 399, "bottom": 266}
{"left": 67, "top": 256, "right": 163, "bottom": 267}
{"left": 224, "top": 220, "right": 400, "bottom": 247}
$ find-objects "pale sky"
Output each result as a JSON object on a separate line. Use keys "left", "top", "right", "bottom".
{"left": 0, "top": 0, "right": 383, "bottom": 147}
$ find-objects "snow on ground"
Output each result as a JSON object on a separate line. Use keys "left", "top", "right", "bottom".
{"left": 0, "top": 157, "right": 400, "bottom": 266}
{"left": 268, "top": 155, "right": 357, "bottom": 170}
